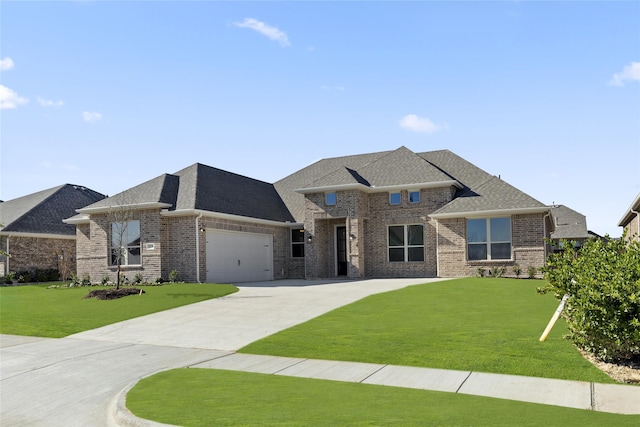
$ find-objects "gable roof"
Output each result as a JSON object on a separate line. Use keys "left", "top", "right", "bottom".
{"left": 276, "top": 147, "right": 547, "bottom": 222}
{"left": 0, "top": 184, "right": 105, "bottom": 236}
{"left": 78, "top": 163, "right": 294, "bottom": 223}
{"left": 549, "top": 205, "right": 591, "bottom": 240}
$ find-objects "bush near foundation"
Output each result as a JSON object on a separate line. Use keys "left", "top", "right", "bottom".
{"left": 539, "top": 236, "right": 640, "bottom": 362}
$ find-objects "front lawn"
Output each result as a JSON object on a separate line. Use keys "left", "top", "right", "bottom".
{"left": 0, "top": 283, "right": 237, "bottom": 337}
{"left": 126, "top": 369, "right": 640, "bottom": 426}
{"left": 240, "top": 278, "right": 613, "bottom": 383}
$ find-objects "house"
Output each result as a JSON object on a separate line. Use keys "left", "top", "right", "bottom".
{"left": 548, "top": 205, "right": 594, "bottom": 251}
{"left": 618, "top": 193, "right": 640, "bottom": 241}
{"left": 69, "top": 147, "right": 553, "bottom": 283}
{"left": 0, "top": 184, "right": 106, "bottom": 278}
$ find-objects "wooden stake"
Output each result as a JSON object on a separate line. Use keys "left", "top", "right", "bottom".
{"left": 539, "top": 294, "right": 569, "bottom": 342}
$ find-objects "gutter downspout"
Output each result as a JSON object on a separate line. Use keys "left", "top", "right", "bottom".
{"left": 543, "top": 212, "right": 551, "bottom": 259}
{"left": 632, "top": 209, "right": 640, "bottom": 237}
{"left": 435, "top": 219, "right": 440, "bottom": 277}
{"left": 195, "top": 213, "right": 203, "bottom": 283}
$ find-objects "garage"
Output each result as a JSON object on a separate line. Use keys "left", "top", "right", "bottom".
{"left": 205, "top": 229, "right": 273, "bottom": 283}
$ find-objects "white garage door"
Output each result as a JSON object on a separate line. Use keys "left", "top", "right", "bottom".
{"left": 205, "top": 230, "right": 273, "bottom": 283}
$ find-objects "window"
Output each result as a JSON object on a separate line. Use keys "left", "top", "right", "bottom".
{"left": 291, "top": 229, "right": 305, "bottom": 258}
{"left": 110, "top": 220, "right": 141, "bottom": 266}
{"left": 325, "top": 192, "right": 337, "bottom": 206}
{"left": 467, "top": 217, "right": 511, "bottom": 261}
{"left": 389, "top": 192, "right": 401, "bottom": 205}
{"left": 388, "top": 224, "right": 424, "bottom": 262}
{"left": 409, "top": 190, "right": 420, "bottom": 204}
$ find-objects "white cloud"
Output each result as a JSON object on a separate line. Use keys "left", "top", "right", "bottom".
{"left": 608, "top": 62, "right": 640, "bottom": 86}
{"left": 82, "top": 111, "right": 102, "bottom": 123}
{"left": 0, "top": 57, "right": 15, "bottom": 71}
{"left": 0, "top": 84, "right": 28, "bottom": 109}
{"left": 399, "top": 114, "right": 443, "bottom": 134}
{"left": 233, "top": 18, "right": 290, "bottom": 47}
{"left": 38, "top": 97, "right": 64, "bottom": 107}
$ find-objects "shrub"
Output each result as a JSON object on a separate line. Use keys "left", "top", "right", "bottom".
{"left": 81, "top": 275, "right": 92, "bottom": 286}
{"left": 134, "top": 272, "right": 143, "bottom": 284}
{"left": 476, "top": 268, "right": 486, "bottom": 278}
{"left": 527, "top": 266, "right": 537, "bottom": 279}
{"left": 101, "top": 274, "right": 111, "bottom": 285}
{"left": 491, "top": 266, "right": 505, "bottom": 278}
{"left": 539, "top": 237, "right": 640, "bottom": 362}
{"left": 169, "top": 270, "right": 179, "bottom": 283}
{"left": 512, "top": 264, "right": 522, "bottom": 278}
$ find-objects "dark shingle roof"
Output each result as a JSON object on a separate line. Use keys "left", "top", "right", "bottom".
{"left": 80, "top": 164, "right": 294, "bottom": 223}
{"left": 549, "top": 205, "right": 591, "bottom": 240}
{"left": 0, "top": 185, "right": 106, "bottom": 235}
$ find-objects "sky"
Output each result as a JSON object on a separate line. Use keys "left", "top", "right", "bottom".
{"left": 1, "top": 1, "right": 638, "bottom": 237}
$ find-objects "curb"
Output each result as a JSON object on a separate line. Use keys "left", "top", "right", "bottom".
{"left": 109, "top": 378, "right": 178, "bottom": 427}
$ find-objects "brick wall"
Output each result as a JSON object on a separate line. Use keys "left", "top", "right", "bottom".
{"left": 0, "top": 235, "right": 76, "bottom": 279}
{"left": 304, "top": 186, "right": 455, "bottom": 279}
{"left": 624, "top": 215, "right": 640, "bottom": 242}
{"left": 437, "top": 213, "right": 547, "bottom": 277}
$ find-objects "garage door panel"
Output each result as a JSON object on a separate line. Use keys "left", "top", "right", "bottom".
{"left": 205, "top": 230, "right": 273, "bottom": 283}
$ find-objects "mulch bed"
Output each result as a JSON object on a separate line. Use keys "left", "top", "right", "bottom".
{"left": 83, "top": 288, "right": 145, "bottom": 300}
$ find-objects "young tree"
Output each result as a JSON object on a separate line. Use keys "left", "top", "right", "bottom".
{"left": 106, "top": 197, "right": 138, "bottom": 290}
{"left": 540, "top": 235, "right": 640, "bottom": 362}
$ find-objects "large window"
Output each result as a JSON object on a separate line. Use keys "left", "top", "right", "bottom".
{"left": 111, "top": 220, "right": 141, "bottom": 266}
{"left": 291, "top": 229, "right": 305, "bottom": 258}
{"left": 467, "top": 217, "right": 511, "bottom": 261}
{"left": 388, "top": 224, "right": 424, "bottom": 262}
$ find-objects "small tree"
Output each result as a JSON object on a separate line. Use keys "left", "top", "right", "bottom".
{"left": 106, "top": 196, "right": 137, "bottom": 290}
{"left": 539, "top": 236, "right": 640, "bottom": 361}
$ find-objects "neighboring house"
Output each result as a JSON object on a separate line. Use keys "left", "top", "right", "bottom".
{"left": 70, "top": 147, "right": 553, "bottom": 283}
{"left": 618, "top": 193, "right": 640, "bottom": 242}
{"left": 0, "top": 184, "right": 106, "bottom": 278}
{"left": 548, "top": 205, "right": 593, "bottom": 251}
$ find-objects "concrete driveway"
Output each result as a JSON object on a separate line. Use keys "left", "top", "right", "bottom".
{"left": 1, "top": 278, "right": 443, "bottom": 426}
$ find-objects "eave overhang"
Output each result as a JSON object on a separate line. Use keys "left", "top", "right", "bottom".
{"left": 77, "top": 202, "right": 173, "bottom": 214}
{"left": 429, "top": 206, "right": 551, "bottom": 220}
{"left": 0, "top": 231, "right": 76, "bottom": 240}
{"left": 617, "top": 193, "right": 640, "bottom": 227}
{"left": 160, "top": 209, "right": 300, "bottom": 228}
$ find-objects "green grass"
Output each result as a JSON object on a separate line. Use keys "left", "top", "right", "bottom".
{"left": 0, "top": 283, "right": 237, "bottom": 337}
{"left": 127, "top": 369, "right": 640, "bottom": 427}
{"left": 240, "top": 278, "right": 613, "bottom": 383}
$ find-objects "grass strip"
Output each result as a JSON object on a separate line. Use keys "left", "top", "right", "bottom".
{"left": 0, "top": 283, "right": 237, "bottom": 337}
{"left": 240, "top": 278, "right": 613, "bottom": 383}
{"left": 127, "top": 369, "right": 640, "bottom": 427}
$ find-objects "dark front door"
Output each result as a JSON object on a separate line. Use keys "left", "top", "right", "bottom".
{"left": 336, "top": 226, "right": 348, "bottom": 276}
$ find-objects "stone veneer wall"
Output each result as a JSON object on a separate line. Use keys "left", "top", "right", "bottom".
{"left": 0, "top": 235, "right": 76, "bottom": 278}
{"left": 437, "top": 212, "right": 547, "bottom": 277}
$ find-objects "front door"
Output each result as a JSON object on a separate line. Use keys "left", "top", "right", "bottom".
{"left": 336, "top": 226, "right": 348, "bottom": 276}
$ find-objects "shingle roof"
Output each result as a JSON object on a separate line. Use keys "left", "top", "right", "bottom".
{"left": 618, "top": 193, "right": 640, "bottom": 228}
{"left": 80, "top": 164, "right": 294, "bottom": 223}
{"left": 549, "top": 205, "right": 591, "bottom": 240}
{"left": 0, "top": 185, "right": 106, "bottom": 236}
{"left": 276, "top": 147, "right": 547, "bottom": 222}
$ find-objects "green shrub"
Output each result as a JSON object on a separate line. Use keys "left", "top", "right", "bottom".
{"left": 476, "top": 268, "right": 486, "bottom": 278}
{"left": 490, "top": 266, "right": 505, "bottom": 278}
{"left": 134, "top": 272, "right": 144, "bottom": 284}
{"left": 169, "top": 270, "right": 179, "bottom": 283}
{"left": 512, "top": 264, "right": 522, "bottom": 277}
{"left": 527, "top": 266, "right": 537, "bottom": 279}
{"left": 539, "top": 237, "right": 640, "bottom": 361}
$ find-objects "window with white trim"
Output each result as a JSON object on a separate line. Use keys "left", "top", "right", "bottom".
{"left": 409, "top": 190, "right": 420, "bottom": 204}
{"left": 110, "top": 220, "right": 141, "bottom": 266}
{"left": 325, "top": 192, "right": 337, "bottom": 206}
{"left": 467, "top": 217, "right": 512, "bottom": 260}
{"left": 291, "top": 229, "right": 305, "bottom": 258}
{"left": 388, "top": 224, "right": 424, "bottom": 262}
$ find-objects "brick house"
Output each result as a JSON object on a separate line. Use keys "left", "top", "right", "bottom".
{"left": 69, "top": 147, "right": 554, "bottom": 283}
{"left": 0, "top": 184, "right": 105, "bottom": 278}
{"left": 618, "top": 193, "right": 640, "bottom": 242}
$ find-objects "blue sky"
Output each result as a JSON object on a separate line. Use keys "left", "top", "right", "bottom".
{"left": 1, "top": 1, "right": 638, "bottom": 237}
